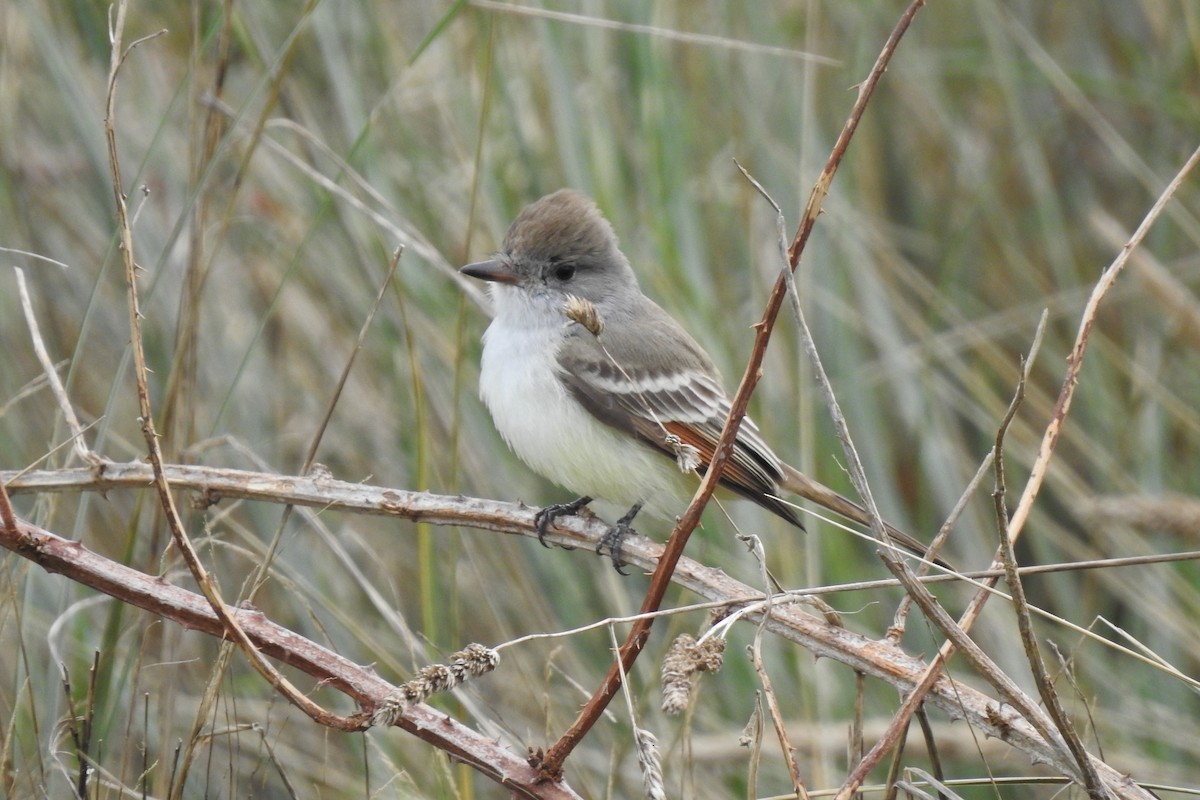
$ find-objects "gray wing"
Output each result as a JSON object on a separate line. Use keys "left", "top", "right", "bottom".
{"left": 556, "top": 301, "right": 802, "bottom": 527}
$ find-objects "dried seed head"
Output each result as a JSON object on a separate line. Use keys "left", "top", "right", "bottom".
{"left": 635, "top": 728, "right": 666, "bottom": 800}
{"left": 564, "top": 294, "right": 604, "bottom": 336}
{"left": 660, "top": 634, "right": 725, "bottom": 715}
{"left": 370, "top": 643, "right": 500, "bottom": 728}
{"left": 664, "top": 433, "right": 701, "bottom": 473}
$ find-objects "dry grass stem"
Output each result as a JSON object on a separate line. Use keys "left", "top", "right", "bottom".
{"left": 14, "top": 269, "right": 99, "bottom": 468}
{"left": 0, "top": 515, "right": 580, "bottom": 799}
{"left": 1005, "top": 145, "right": 1200, "bottom": 544}
{"left": 994, "top": 324, "right": 1108, "bottom": 794}
{"left": 104, "top": 0, "right": 362, "bottom": 742}
{"left": 834, "top": 142, "right": 1200, "bottom": 800}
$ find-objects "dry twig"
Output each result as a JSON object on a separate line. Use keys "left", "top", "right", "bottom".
{"left": 835, "top": 142, "right": 1200, "bottom": 800}
{"left": 103, "top": 0, "right": 360, "bottom": 739}
{"left": 14, "top": 268, "right": 100, "bottom": 467}
{"left": 0, "top": 462, "right": 1166, "bottom": 795}
{"left": 0, "top": 513, "right": 580, "bottom": 800}
{"left": 993, "top": 323, "right": 1108, "bottom": 797}
{"left": 535, "top": 0, "right": 927, "bottom": 780}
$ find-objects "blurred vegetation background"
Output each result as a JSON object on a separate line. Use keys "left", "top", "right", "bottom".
{"left": 1, "top": 1, "right": 1198, "bottom": 797}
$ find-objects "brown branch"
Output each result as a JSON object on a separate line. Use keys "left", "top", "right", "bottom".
{"left": 536, "top": 0, "right": 926, "bottom": 781}
{"left": 1005, "top": 142, "right": 1200, "bottom": 543}
{"left": 0, "top": 462, "right": 1165, "bottom": 795}
{"left": 0, "top": 512, "right": 583, "bottom": 800}
{"left": 834, "top": 142, "right": 1200, "bottom": 800}
{"left": 8, "top": 461, "right": 1200, "bottom": 594}
{"left": 103, "top": 0, "right": 360, "bottom": 739}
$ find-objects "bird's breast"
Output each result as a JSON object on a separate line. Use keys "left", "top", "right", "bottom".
{"left": 477, "top": 316, "right": 693, "bottom": 521}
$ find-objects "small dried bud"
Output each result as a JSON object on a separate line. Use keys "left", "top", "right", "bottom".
{"left": 660, "top": 634, "right": 726, "bottom": 715}
{"left": 564, "top": 295, "right": 603, "bottom": 336}
{"left": 664, "top": 434, "right": 701, "bottom": 473}
{"left": 737, "top": 699, "right": 763, "bottom": 748}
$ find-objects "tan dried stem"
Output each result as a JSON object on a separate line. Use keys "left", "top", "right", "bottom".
{"left": 0, "top": 514, "right": 581, "bottom": 800}
{"left": 103, "top": 0, "right": 358, "bottom": 738}
{"left": 834, "top": 142, "right": 1200, "bottom": 800}
{"left": 0, "top": 464, "right": 1168, "bottom": 791}
{"left": 536, "top": 0, "right": 927, "bottom": 780}
{"left": 887, "top": 452, "right": 994, "bottom": 643}
{"left": 994, "top": 345, "right": 1108, "bottom": 796}
{"left": 14, "top": 268, "right": 100, "bottom": 467}
{"left": 749, "top": 627, "right": 808, "bottom": 798}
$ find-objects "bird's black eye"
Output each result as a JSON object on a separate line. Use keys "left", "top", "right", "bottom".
{"left": 553, "top": 264, "right": 576, "bottom": 282}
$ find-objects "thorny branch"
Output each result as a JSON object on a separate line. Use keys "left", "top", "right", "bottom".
{"left": 536, "top": 0, "right": 929, "bottom": 781}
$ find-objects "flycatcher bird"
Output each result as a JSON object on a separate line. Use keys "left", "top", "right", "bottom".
{"left": 462, "top": 189, "right": 933, "bottom": 567}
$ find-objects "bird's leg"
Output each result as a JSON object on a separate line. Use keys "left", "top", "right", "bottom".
{"left": 596, "top": 502, "right": 643, "bottom": 574}
{"left": 533, "top": 496, "right": 593, "bottom": 548}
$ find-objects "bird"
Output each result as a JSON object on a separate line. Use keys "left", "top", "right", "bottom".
{"left": 461, "top": 188, "right": 935, "bottom": 568}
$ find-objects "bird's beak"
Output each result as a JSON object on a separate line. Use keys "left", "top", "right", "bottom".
{"left": 460, "top": 259, "right": 520, "bottom": 285}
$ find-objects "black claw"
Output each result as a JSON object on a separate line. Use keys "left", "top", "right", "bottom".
{"left": 595, "top": 503, "right": 643, "bottom": 573}
{"left": 532, "top": 496, "right": 592, "bottom": 548}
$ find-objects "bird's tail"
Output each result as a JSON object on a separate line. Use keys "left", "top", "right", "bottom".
{"left": 778, "top": 464, "right": 946, "bottom": 567}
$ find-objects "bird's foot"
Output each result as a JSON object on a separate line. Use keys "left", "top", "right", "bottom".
{"left": 595, "top": 503, "right": 643, "bottom": 574}
{"left": 533, "top": 496, "right": 593, "bottom": 548}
